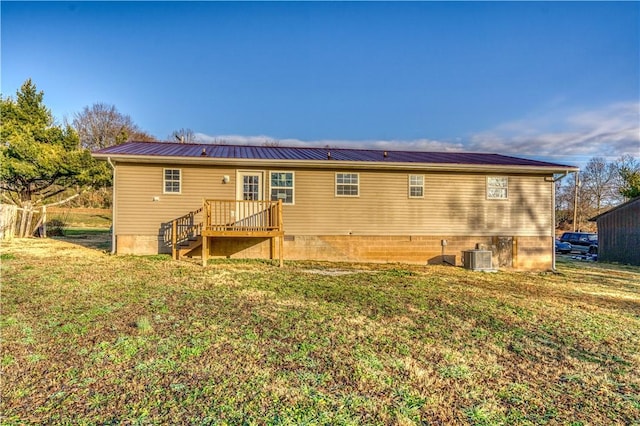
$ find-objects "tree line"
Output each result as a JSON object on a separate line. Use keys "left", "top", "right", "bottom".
{"left": 2, "top": 78, "right": 639, "bottom": 237}
{"left": 556, "top": 155, "right": 639, "bottom": 231}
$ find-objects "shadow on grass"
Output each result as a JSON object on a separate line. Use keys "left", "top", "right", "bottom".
{"left": 54, "top": 228, "right": 112, "bottom": 252}
{"left": 557, "top": 256, "right": 640, "bottom": 274}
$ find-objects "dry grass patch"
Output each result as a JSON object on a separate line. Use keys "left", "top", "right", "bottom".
{"left": 1, "top": 238, "right": 639, "bottom": 425}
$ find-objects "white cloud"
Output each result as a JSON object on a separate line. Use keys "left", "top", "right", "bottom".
{"left": 194, "top": 132, "right": 464, "bottom": 152}
{"left": 193, "top": 101, "right": 639, "bottom": 166}
{"left": 468, "top": 101, "right": 640, "bottom": 161}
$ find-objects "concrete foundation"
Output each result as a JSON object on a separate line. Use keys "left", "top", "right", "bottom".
{"left": 116, "top": 234, "right": 553, "bottom": 271}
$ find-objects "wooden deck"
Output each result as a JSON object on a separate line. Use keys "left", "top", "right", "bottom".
{"left": 170, "top": 199, "right": 284, "bottom": 266}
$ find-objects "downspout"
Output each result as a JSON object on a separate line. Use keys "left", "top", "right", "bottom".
{"left": 550, "top": 171, "right": 570, "bottom": 271}
{"left": 107, "top": 157, "right": 116, "bottom": 255}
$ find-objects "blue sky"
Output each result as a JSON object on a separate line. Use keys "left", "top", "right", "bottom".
{"left": 2, "top": 1, "right": 638, "bottom": 166}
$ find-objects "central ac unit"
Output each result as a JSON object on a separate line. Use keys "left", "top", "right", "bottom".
{"left": 462, "top": 250, "right": 494, "bottom": 271}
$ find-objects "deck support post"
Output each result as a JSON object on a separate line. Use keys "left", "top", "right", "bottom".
{"left": 202, "top": 198, "right": 208, "bottom": 266}
{"left": 172, "top": 220, "right": 178, "bottom": 260}
{"left": 202, "top": 236, "right": 208, "bottom": 266}
{"left": 270, "top": 237, "right": 276, "bottom": 262}
{"left": 278, "top": 200, "right": 284, "bottom": 267}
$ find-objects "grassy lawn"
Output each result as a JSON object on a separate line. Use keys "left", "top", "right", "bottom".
{"left": 47, "top": 208, "right": 112, "bottom": 229}
{"left": 1, "top": 238, "right": 639, "bottom": 425}
{"left": 45, "top": 208, "right": 112, "bottom": 251}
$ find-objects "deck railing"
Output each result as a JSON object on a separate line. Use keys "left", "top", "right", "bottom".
{"left": 168, "top": 200, "right": 284, "bottom": 265}
{"left": 204, "top": 199, "right": 282, "bottom": 233}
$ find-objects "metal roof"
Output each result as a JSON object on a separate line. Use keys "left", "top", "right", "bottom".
{"left": 589, "top": 196, "right": 640, "bottom": 221}
{"left": 94, "top": 141, "right": 577, "bottom": 170}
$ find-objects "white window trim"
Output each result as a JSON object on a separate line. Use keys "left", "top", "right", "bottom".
{"left": 486, "top": 176, "right": 508, "bottom": 200}
{"left": 335, "top": 172, "right": 360, "bottom": 197}
{"left": 236, "top": 170, "right": 265, "bottom": 201}
{"left": 269, "top": 171, "right": 295, "bottom": 205}
{"left": 408, "top": 174, "right": 425, "bottom": 199}
{"left": 163, "top": 168, "right": 182, "bottom": 194}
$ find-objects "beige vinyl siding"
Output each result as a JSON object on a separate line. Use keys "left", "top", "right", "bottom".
{"left": 115, "top": 163, "right": 553, "bottom": 238}
{"left": 283, "top": 169, "right": 552, "bottom": 237}
{"left": 115, "top": 163, "right": 236, "bottom": 235}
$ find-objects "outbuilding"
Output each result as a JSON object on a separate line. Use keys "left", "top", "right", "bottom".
{"left": 590, "top": 197, "right": 640, "bottom": 266}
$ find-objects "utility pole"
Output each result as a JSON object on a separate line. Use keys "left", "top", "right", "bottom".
{"left": 573, "top": 172, "right": 580, "bottom": 232}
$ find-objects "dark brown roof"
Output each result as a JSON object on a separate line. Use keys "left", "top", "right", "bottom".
{"left": 94, "top": 141, "right": 577, "bottom": 169}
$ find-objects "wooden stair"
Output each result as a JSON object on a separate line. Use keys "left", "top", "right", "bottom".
{"left": 176, "top": 235, "right": 202, "bottom": 259}
{"left": 169, "top": 200, "right": 284, "bottom": 266}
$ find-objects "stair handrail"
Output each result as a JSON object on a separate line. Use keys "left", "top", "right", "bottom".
{"left": 170, "top": 207, "right": 203, "bottom": 259}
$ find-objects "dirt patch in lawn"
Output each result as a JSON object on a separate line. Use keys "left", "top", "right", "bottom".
{"left": 301, "top": 268, "right": 366, "bottom": 276}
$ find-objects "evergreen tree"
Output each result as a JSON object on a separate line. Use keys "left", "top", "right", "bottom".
{"left": 0, "top": 79, "right": 98, "bottom": 207}
{"left": 616, "top": 154, "right": 640, "bottom": 199}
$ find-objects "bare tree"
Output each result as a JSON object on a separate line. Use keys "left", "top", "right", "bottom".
{"left": 170, "top": 128, "right": 197, "bottom": 143}
{"left": 580, "top": 156, "right": 620, "bottom": 215}
{"left": 567, "top": 173, "right": 597, "bottom": 232}
{"left": 555, "top": 179, "right": 574, "bottom": 228}
{"left": 129, "top": 129, "right": 156, "bottom": 143}
{"left": 556, "top": 155, "right": 639, "bottom": 231}
{"left": 261, "top": 139, "right": 281, "bottom": 147}
{"left": 72, "top": 103, "right": 155, "bottom": 150}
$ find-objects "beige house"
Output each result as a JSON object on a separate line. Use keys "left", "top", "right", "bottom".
{"left": 93, "top": 141, "right": 577, "bottom": 270}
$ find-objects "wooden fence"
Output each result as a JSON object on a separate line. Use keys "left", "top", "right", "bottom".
{"left": 0, "top": 204, "right": 50, "bottom": 239}
{"left": 0, "top": 194, "right": 81, "bottom": 239}
{"left": 0, "top": 204, "right": 18, "bottom": 240}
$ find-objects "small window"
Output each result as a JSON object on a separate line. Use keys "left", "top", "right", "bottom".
{"left": 164, "top": 169, "right": 181, "bottom": 194}
{"left": 270, "top": 171, "right": 294, "bottom": 204}
{"left": 336, "top": 173, "right": 359, "bottom": 196}
{"left": 409, "top": 175, "right": 424, "bottom": 198}
{"left": 487, "top": 176, "right": 508, "bottom": 199}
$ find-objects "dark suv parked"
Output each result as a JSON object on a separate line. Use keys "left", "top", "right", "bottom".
{"left": 559, "top": 232, "right": 598, "bottom": 254}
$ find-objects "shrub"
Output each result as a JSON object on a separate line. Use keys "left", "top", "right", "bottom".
{"left": 45, "top": 219, "right": 67, "bottom": 236}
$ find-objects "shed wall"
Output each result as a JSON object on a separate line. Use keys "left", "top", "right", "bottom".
{"left": 596, "top": 199, "right": 640, "bottom": 266}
